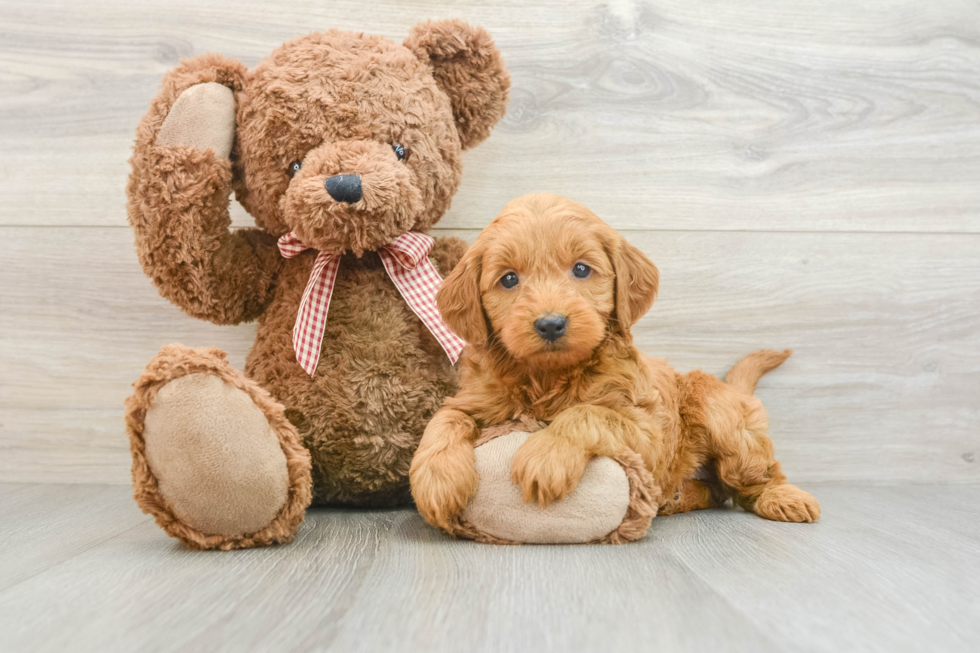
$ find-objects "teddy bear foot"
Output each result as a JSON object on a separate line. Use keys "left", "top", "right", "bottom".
{"left": 124, "top": 344, "right": 312, "bottom": 550}
{"left": 455, "top": 428, "right": 660, "bottom": 544}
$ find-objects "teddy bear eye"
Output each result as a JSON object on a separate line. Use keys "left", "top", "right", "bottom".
{"left": 287, "top": 161, "right": 302, "bottom": 177}
{"left": 572, "top": 262, "right": 592, "bottom": 279}
{"left": 392, "top": 144, "right": 410, "bottom": 162}
{"left": 500, "top": 271, "right": 519, "bottom": 289}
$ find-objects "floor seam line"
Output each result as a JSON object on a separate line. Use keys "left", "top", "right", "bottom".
{"left": 0, "top": 517, "right": 151, "bottom": 597}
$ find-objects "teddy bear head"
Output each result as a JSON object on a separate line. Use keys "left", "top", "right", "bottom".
{"left": 221, "top": 20, "right": 509, "bottom": 254}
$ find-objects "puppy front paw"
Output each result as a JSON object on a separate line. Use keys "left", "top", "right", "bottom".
{"left": 410, "top": 443, "right": 479, "bottom": 532}
{"left": 510, "top": 431, "right": 590, "bottom": 507}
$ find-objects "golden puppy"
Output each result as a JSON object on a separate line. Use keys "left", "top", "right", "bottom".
{"left": 410, "top": 193, "right": 819, "bottom": 532}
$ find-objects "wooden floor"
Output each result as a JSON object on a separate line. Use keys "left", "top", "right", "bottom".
{"left": 1, "top": 483, "right": 977, "bottom": 653}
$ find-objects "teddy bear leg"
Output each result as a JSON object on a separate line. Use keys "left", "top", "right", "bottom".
{"left": 457, "top": 430, "right": 658, "bottom": 544}
{"left": 124, "top": 344, "right": 312, "bottom": 550}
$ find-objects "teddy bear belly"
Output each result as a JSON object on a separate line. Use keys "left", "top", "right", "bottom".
{"left": 245, "top": 260, "right": 458, "bottom": 507}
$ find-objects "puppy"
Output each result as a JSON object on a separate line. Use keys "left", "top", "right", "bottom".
{"left": 410, "top": 193, "right": 819, "bottom": 532}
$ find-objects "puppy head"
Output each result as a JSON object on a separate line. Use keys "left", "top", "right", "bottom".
{"left": 439, "top": 193, "right": 659, "bottom": 370}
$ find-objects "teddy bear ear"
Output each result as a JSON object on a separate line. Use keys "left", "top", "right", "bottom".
{"left": 404, "top": 19, "right": 510, "bottom": 150}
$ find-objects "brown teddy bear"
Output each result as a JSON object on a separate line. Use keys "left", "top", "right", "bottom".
{"left": 123, "top": 20, "right": 509, "bottom": 550}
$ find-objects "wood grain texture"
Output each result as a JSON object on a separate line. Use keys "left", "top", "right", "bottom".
{"left": 0, "top": 483, "right": 149, "bottom": 591}
{"left": 1, "top": 0, "right": 979, "bottom": 484}
{"left": 1, "top": 483, "right": 977, "bottom": 653}
{"left": 1, "top": 0, "right": 979, "bottom": 231}
{"left": 2, "top": 227, "right": 978, "bottom": 484}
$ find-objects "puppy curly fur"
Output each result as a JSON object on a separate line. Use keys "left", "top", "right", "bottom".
{"left": 410, "top": 194, "right": 820, "bottom": 531}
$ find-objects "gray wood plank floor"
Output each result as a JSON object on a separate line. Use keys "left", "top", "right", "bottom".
{"left": 2, "top": 483, "right": 977, "bottom": 653}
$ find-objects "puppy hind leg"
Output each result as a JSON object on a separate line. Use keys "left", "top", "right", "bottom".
{"left": 717, "top": 425, "right": 820, "bottom": 523}
{"left": 658, "top": 477, "right": 719, "bottom": 516}
{"left": 685, "top": 372, "right": 820, "bottom": 523}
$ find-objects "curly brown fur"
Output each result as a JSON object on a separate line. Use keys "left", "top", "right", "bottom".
{"left": 247, "top": 242, "right": 467, "bottom": 505}
{"left": 596, "top": 451, "right": 661, "bottom": 544}
{"left": 411, "top": 194, "right": 820, "bottom": 534}
{"left": 125, "top": 344, "right": 312, "bottom": 550}
{"left": 126, "top": 53, "right": 281, "bottom": 325}
{"left": 403, "top": 20, "right": 511, "bottom": 150}
{"left": 126, "top": 21, "right": 509, "bottom": 527}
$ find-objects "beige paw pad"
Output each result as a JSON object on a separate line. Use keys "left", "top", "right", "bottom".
{"left": 143, "top": 373, "right": 290, "bottom": 537}
{"left": 156, "top": 82, "right": 235, "bottom": 158}
{"left": 454, "top": 426, "right": 659, "bottom": 544}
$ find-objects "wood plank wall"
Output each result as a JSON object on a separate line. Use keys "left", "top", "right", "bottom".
{"left": 2, "top": 0, "right": 978, "bottom": 484}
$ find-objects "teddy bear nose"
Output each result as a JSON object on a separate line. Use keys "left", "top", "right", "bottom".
{"left": 534, "top": 314, "right": 567, "bottom": 343}
{"left": 325, "top": 174, "right": 362, "bottom": 203}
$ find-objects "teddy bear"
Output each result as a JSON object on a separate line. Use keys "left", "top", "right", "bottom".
{"left": 122, "top": 20, "right": 510, "bottom": 550}
{"left": 436, "top": 417, "right": 660, "bottom": 544}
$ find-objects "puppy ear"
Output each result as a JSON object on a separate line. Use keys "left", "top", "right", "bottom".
{"left": 404, "top": 19, "right": 510, "bottom": 149}
{"left": 437, "top": 245, "right": 488, "bottom": 347}
{"left": 611, "top": 236, "right": 659, "bottom": 331}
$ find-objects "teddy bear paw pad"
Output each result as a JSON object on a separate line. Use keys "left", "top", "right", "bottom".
{"left": 461, "top": 431, "right": 632, "bottom": 544}
{"left": 142, "top": 373, "right": 290, "bottom": 538}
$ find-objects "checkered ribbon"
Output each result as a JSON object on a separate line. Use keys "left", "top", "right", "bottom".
{"left": 278, "top": 231, "right": 465, "bottom": 376}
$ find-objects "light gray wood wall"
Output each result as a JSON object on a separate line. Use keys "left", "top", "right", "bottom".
{"left": 2, "top": 0, "right": 978, "bottom": 484}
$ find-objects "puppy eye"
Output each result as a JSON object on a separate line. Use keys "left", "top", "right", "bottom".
{"left": 287, "top": 161, "right": 302, "bottom": 177}
{"left": 572, "top": 262, "right": 592, "bottom": 279}
{"left": 392, "top": 144, "right": 410, "bottom": 162}
{"left": 500, "top": 272, "right": 519, "bottom": 289}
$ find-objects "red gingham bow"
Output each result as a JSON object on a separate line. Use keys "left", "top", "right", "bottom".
{"left": 277, "top": 231, "right": 466, "bottom": 376}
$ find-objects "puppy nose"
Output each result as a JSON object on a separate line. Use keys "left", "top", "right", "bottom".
{"left": 325, "top": 174, "right": 362, "bottom": 203}
{"left": 534, "top": 314, "right": 567, "bottom": 343}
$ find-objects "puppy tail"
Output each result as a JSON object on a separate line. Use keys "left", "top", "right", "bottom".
{"left": 725, "top": 349, "right": 792, "bottom": 396}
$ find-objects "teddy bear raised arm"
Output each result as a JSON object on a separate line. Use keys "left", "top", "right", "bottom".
{"left": 123, "top": 21, "right": 509, "bottom": 550}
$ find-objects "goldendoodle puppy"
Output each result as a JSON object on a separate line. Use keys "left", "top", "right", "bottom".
{"left": 410, "top": 193, "right": 820, "bottom": 532}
